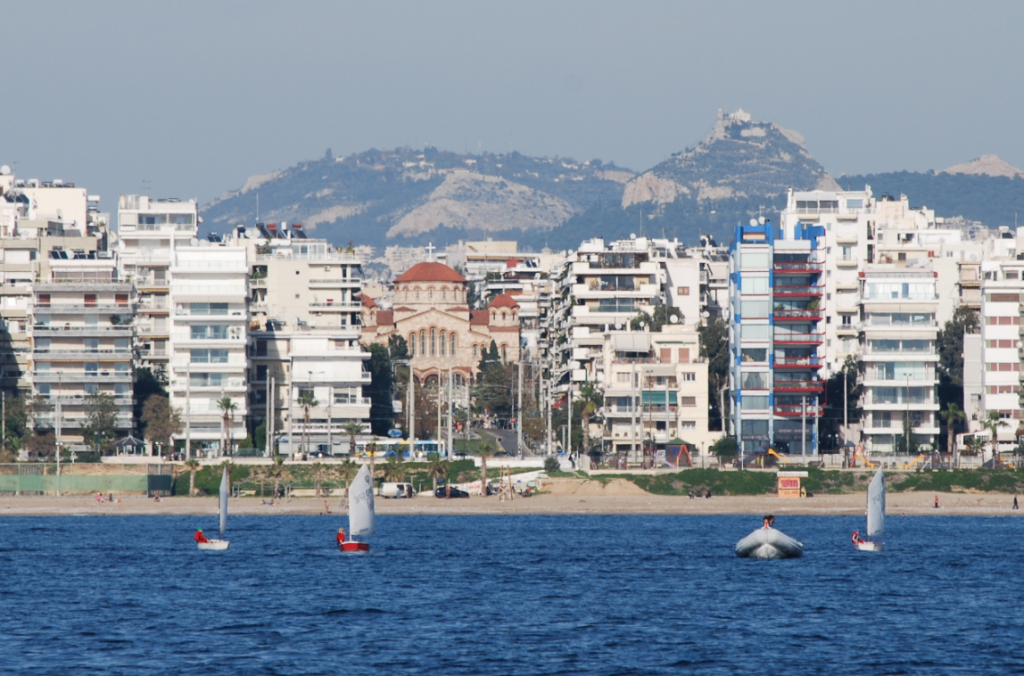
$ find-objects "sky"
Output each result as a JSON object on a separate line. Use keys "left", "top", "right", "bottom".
{"left": 3, "top": 0, "right": 1023, "bottom": 214}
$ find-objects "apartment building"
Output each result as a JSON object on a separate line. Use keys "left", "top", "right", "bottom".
{"left": 729, "top": 219, "right": 826, "bottom": 458}
{"left": 246, "top": 230, "right": 369, "bottom": 456}
{"left": 29, "top": 256, "right": 133, "bottom": 443}
{"left": 599, "top": 324, "right": 712, "bottom": 464}
{"left": 169, "top": 239, "right": 249, "bottom": 456}
{"left": 117, "top": 195, "right": 199, "bottom": 381}
{"left": 977, "top": 258, "right": 1024, "bottom": 454}
{"left": 858, "top": 267, "right": 940, "bottom": 453}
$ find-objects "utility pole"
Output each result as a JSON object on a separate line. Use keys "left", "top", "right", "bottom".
{"left": 545, "top": 361, "right": 552, "bottom": 456}
{"left": 1, "top": 390, "right": 5, "bottom": 457}
{"left": 268, "top": 376, "right": 275, "bottom": 456}
{"left": 517, "top": 359, "right": 523, "bottom": 459}
{"left": 327, "top": 384, "right": 333, "bottom": 455}
{"left": 630, "top": 361, "right": 637, "bottom": 465}
{"left": 408, "top": 364, "right": 415, "bottom": 444}
{"left": 567, "top": 380, "right": 573, "bottom": 458}
{"left": 801, "top": 395, "right": 807, "bottom": 458}
{"left": 447, "top": 364, "right": 453, "bottom": 460}
{"left": 842, "top": 368, "right": 848, "bottom": 445}
{"left": 186, "top": 364, "right": 191, "bottom": 460}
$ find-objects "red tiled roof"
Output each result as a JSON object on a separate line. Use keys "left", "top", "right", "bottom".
{"left": 506, "top": 257, "right": 520, "bottom": 269}
{"left": 488, "top": 293, "right": 519, "bottom": 309}
{"left": 361, "top": 295, "right": 378, "bottom": 309}
{"left": 392, "top": 306, "right": 415, "bottom": 312}
{"left": 394, "top": 262, "right": 467, "bottom": 283}
{"left": 470, "top": 310, "right": 490, "bottom": 326}
{"left": 376, "top": 310, "right": 394, "bottom": 326}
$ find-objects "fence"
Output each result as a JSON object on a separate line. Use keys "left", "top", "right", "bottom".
{"left": 0, "top": 464, "right": 173, "bottom": 496}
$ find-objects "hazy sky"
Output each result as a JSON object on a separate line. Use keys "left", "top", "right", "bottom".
{"left": 3, "top": 1, "right": 1023, "bottom": 213}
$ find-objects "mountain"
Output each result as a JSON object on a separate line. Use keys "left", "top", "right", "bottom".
{"left": 941, "top": 154, "right": 1024, "bottom": 179}
{"left": 201, "top": 147, "right": 633, "bottom": 250}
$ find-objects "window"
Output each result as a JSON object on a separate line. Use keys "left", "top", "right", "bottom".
{"left": 616, "top": 373, "right": 631, "bottom": 383}
{"left": 190, "top": 303, "right": 229, "bottom": 315}
{"left": 190, "top": 373, "right": 226, "bottom": 387}
{"left": 677, "top": 286, "right": 690, "bottom": 296}
{"left": 501, "top": 345, "right": 507, "bottom": 360}
{"left": 741, "top": 276, "right": 769, "bottom": 294}
{"left": 440, "top": 330, "right": 447, "bottom": 357}
{"left": 409, "top": 334, "right": 416, "bottom": 356}
{"left": 255, "top": 340, "right": 268, "bottom": 357}
{"left": 84, "top": 294, "right": 97, "bottom": 307}
{"left": 742, "top": 299, "right": 771, "bottom": 317}
{"left": 660, "top": 348, "right": 672, "bottom": 363}
{"left": 680, "top": 372, "right": 696, "bottom": 382}
{"left": 742, "top": 396, "right": 769, "bottom": 410}
{"left": 873, "top": 411, "right": 892, "bottom": 428}
{"left": 85, "top": 362, "right": 98, "bottom": 376}
{"left": 679, "top": 421, "right": 696, "bottom": 431}
{"left": 678, "top": 396, "right": 696, "bottom": 407}
{"left": 256, "top": 365, "right": 268, "bottom": 381}
{"left": 191, "top": 325, "right": 228, "bottom": 340}
{"left": 678, "top": 348, "right": 690, "bottom": 363}
{"left": 38, "top": 293, "right": 51, "bottom": 306}
{"left": 115, "top": 293, "right": 129, "bottom": 306}
{"left": 472, "top": 344, "right": 478, "bottom": 358}
{"left": 741, "top": 324, "right": 770, "bottom": 340}
{"left": 420, "top": 331, "right": 426, "bottom": 356}
{"left": 741, "top": 252, "right": 769, "bottom": 270}
{"left": 430, "top": 328, "right": 436, "bottom": 356}
{"left": 450, "top": 333, "right": 456, "bottom": 355}
{"left": 741, "top": 372, "right": 767, "bottom": 389}
{"left": 741, "top": 348, "right": 766, "bottom": 363}
{"left": 191, "top": 349, "right": 229, "bottom": 363}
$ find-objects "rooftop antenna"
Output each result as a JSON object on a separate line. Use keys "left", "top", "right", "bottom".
{"left": 142, "top": 179, "right": 151, "bottom": 197}
{"left": 256, "top": 190, "right": 260, "bottom": 224}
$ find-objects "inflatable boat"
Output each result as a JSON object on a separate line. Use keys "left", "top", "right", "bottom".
{"left": 735, "top": 528, "right": 803, "bottom": 559}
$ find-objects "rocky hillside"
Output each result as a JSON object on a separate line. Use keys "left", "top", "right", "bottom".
{"left": 201, "top": 147, "right": 633, "bottom": 250}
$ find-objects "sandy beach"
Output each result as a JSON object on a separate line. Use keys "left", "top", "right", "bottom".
{"left": 2, "top": 478, "right": 1021, "bottom": 517}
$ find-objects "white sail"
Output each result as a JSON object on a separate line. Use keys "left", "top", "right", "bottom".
{"left": 219, "top": 466, "right": 229, "bottom": 538}
{"left": 866, "top": 468, "right": 885, "bottom": 537}
{"left": 348, "top": 464, "right": 376, "bottom": 536}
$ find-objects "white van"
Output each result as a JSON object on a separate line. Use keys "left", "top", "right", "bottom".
{"left": 379, "top": 482, "right": 416, "bottom": 499}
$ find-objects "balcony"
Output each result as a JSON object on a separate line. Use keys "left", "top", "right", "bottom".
{"left": 35, "top": 304, "right": 133, "bottom": 314}
{"left": 773, "top": 380, "right": 824, "bottom": 393}
{"left": 773, "top": 285, "right": 823, "bottom": 298}
{"left": 774, "top": 404, "right": 823, "bottom": 417}
{"left": 33, "top": 372, "right": 132, "bottom": 384}
{"left": 33, "top": 349, "right": 133, "bottom": 361}
{"left": 773, "top": 309, "right": 823, "bottom": 322}
{"left": 309, "top": 278, "right": 360, "bottom": 288}
{"left": 773, "top": 262, "right": 822, "bottom": 274}
{"left": 170, "top": 378, "right": 247, "bottom": 391}
{"left": 309, "top": 301, "right": 360, "bottom": 312}
{"left": 32, "top": 326, "right": 133, "bottom": 337}
{"left": 139, "top": 348, "right": 169, "bottom": 359}
{"left": 773, "top": 332, "right": 824, "bottom": 345}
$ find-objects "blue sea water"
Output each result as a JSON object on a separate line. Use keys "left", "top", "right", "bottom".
{"left": 0, "top": 514, "right": 1022, "bottom": 675}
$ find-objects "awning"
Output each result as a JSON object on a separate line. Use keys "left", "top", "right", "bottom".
{"left": 614, "top": 334, "right": 651, "bottom": 352}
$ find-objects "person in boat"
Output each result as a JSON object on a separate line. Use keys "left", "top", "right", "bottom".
{"left": 336, "top": 527, "right": 346, "bottom": 546}
{"left": 768, "top": 515, "right": 775, "bottom": 528}
{"left": 762, "top": 515, "right": 771, "bottom": 529}
{"left": 194, "top": 529, "right": 208, "bottom": 544}
{"left": 851, "top": 530, "right": 865, "bottom": 545}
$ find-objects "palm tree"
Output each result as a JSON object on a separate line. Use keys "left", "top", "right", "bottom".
{"left": 297, "top": 391, "right": 319, "bottom": 457}
{"left": 310, "top": 461, "right": 325, "bottom": 497}
{"left": 477, "top": 439, "right": 496, "bottom": 496}
{"left": 267, "top": 453, "right": 287, "bottom": 499}
{"left": 184, "top": 459, "right": 200, "bottom": 497}
{"left": 215, "top": 397, "right": 238, "bottom": 457}
{"left": 341, "top": 421, "right": 363, "bottom": 459}
{"left": 939, "top": 403, "right": 966, "bottom": 467}
{"left": 335, "top": 460, "right": 360, "bottom": 498}
{"left": 366, "top": 435, "right": 380, "bottom": 485}
{"left": 383, "top": 453, "right": 405, "bottom": 482}
{"left": 575, "top": 384, "right": 603, "bottom": 457}
{"left": 426, "top": 452, "right": 448, "bottom": 493}
{"left": 982, "top": 411, "right": 1010, "bottom": 467}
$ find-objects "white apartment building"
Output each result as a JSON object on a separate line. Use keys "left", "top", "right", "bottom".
{"left": 169, "top": 239, "right": 249, "bottom": 456}
{"left": 858, "top": 267, "right": 940, "bottom": 453}
{"left": 247, "top": 231, "right": 370, "bottom": 456}
{"left": 117, "top": 195, "right": 200, "bottom": 381}
{"left": 978, "top": 257, "right": 1024, "bottom": 454}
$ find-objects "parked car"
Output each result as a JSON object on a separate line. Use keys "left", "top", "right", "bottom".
{"left": 434, "top": 486, "right": 470, "bottom": 499}
{"left": 494, "top": 451, "right": 512, "bottom": 458}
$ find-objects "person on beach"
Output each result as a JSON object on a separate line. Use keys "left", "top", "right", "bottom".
{"left": 934, "top": 495, "right": 940, "bottom": 509}
{"left": 336, "top": 527, "right": 346, "bottom": 546}
{"left": 1013, "top": 495, "right": 1019, "bottom": 510}
{"left": 194, "top": 529, "right": 208, "bottom": 544}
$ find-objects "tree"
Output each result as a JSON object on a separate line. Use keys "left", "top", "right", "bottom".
{"left": 297, "top": 391, "right": 319, "bottom": 456}
{"left": 894, "top": 413, "right": 920, "bottom": 456}
{"left": 710, "top": 436, "right": 738, "bottom": 467}
{"left": 267, "top": 453, "right": 288, "bottom": 498}
{"left": 141, "top": 395, "right": 183, "bottom": 457}
{"left": 819, "top": 356, "right": 861, "bottom": 453}
{"left": 477, "top": 439, "right": 497, "bottom": 496}
{"left": 2, "top": 396, "right": 29, "bottom": 455}
{"left": 82, "top": 392, "right": 119, "bottom": 455}
{"left": 184, "top": 459, "right": 200, "bottom": 497}
{"left": 254, "top": 420, "right": 267, "bottom": 454}
{"left": 383, "top": 453, "right": 405, "bottom": 482}
{"left": 342, "top": 421, "right": 363, "bottom": 458}
{"left": 936, "top": 306, "right": 979, "bottom": 410}
{"left": 216, "top": 397, "right": 238, "bottom": 457}
{"left": 366, "top": 436, "right": 380, "bottom": 484}
{"left": 426, "top": 452, "right": 448, "bottom": 492}
{"left": 698, "top": 316, "right": 729, "bottom": 431}
{"left": 575, "top": 384, "right": 603, "bottom": 455}
{"left": 26, "top": 393, "right": 51, "bottom": 432}
{"left": 939, "top": 403, "right": 966, "bottom": 465}
{"left": 23, "top": 430, "right": 56, "bottom": 461}
{"left": 335, "top": 460, "right": 360, "bottom": 497}
{"left": 366, "top": 342, "right": 395, "bottom": 436}
{"left": 133, "top": 367, "right": 168, "bottom": 428}
{"left": 981, "top": 411, "right": 1010, "bottom": 465}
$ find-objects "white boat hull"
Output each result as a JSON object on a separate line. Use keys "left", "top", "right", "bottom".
{"left": 855, "top": 541, "right": 884, "bottom": 552}
{"left": 197, "top": 539, "right": 230, "bottom": 551}
{"left": 735, "top": 528, "right": 803, "bottom": 559}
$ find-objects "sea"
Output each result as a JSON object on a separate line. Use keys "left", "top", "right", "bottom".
{"left": 1, "top": 514, "right": 1021, "bottom": 675}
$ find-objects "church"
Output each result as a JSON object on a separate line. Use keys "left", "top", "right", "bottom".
{"left": 361, "top": 261, "right": 521, "bottom": 387}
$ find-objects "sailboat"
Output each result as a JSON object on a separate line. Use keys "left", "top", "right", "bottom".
{"left": 854, "top": 468, "right": 885, "bottom": 552}
{"left": 197, "top": 466, "right": 231, "bottom": 551}
{"left": 340, "top": 464, "right": 375, "bottom": 553}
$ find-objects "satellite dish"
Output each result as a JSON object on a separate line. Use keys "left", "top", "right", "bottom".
{"left": 0, "top": 165, "right": 10, "bottom": 176}
{"left": 669, "top": 315, "right": 679, "bottom": 324}
{"left": 749, "top": 218, "right": 757, "bottom": 227}
{"left": 701, "top": 311, "right": 710, "bottom": 318}
{"left": 758, "top": 216, "right": 766, "bottom": 225}
{"left": 615, "top": 323, "right": 622, "bottom": 330}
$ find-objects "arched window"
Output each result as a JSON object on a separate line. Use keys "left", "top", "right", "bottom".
{"left": 473, "top": 344, "right": 478, "bottom": 358}
{"left": 501, "top": 344, "right": 507, "bottom": 361}
{"left": 428, "top": 288, "right": 433, "bottom": 301}
{"left": 440, "top": 330, "right": 447, "bottom": 357}
{"left": 420, "top": 330, "right": 426, "bottom": 356}
{"left": 501, "top": 312, "right": 506, "bottom": 321}
{"left": 409, "top": 333, "right": 416, "bottom": 356}
{"left": 415, "top": 287, "right": 420, "bottom": 300}
{"left": 430, "top": 328, "right": 436, "bottom": 356}
{"left": 442, "top": 287, "right": 447, "bottom": 301}
{"left": 450, "top": 332, "right": 456, "bottom": 355}
{"left": 491, "top": 312, "right": 496, "bottom": 322}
